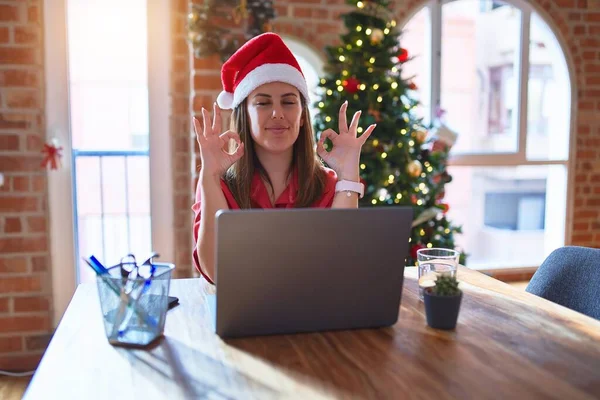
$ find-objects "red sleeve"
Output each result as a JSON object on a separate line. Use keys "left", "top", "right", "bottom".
{"left": 192, "top": 178, "right": 240, "bottom": 285}
{"left": 315, "top": 167, "right": 338, "bottom": 208}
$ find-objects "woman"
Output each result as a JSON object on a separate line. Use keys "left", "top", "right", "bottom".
{"left": 192, "top": 33, "right": 376, "bottom": 284}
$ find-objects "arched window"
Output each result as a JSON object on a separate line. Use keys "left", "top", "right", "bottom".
{"left": 282, "top": 37, "right": 325, "bottom": 122}
{"left": 401, "top": 0, "right": 572, "bottom": 269}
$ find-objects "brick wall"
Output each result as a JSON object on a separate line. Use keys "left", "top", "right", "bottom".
{"left": 191, "top": 0, "right": 600, "bottom": 248}
{"left": 0, "top": 0, "right": 53, "bottom": 371}
{"left": 172, "top": 0, "right": 194, "bottom": 279}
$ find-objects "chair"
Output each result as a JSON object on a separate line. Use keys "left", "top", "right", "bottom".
{"left": 526, "top": 246, "right": 600, "bottom": 320}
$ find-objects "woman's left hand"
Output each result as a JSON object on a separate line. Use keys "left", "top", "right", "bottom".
{"left": 317, "top": 101, "right": 376, "bottom": 181}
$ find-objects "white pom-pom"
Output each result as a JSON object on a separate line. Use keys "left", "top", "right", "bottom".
{"left": 217, "top": 91, "right": 234, "bottom": 110}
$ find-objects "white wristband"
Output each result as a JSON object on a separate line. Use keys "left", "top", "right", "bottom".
{"left": 335, "top": 180, "right": 364, "bottom": 199}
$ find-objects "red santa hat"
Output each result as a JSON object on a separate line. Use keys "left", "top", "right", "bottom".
{"left": 216, "top": 33, "right": 309, "bottom": 110}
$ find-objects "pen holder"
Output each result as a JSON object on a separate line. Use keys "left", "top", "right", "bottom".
{"left": 96, "top": 262, "right": 174, "bottom": 347}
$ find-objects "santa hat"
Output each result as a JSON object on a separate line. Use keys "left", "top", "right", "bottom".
{"left": 216, "top": 33, "right": 309, "bottom": 110}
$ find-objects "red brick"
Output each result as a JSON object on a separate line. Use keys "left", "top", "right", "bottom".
{"left": 568, "top": 12, "right": 581, "bottom": 21}
{"left": 193, "top": 74, "right": 222, "bottom": 91}
{"left": 275, "top": 5, "right": 288, "bottom": 17}
{"left": 0, "top": 4, "right": 20, "bottom": 22}
{"left": 0, "top": 26, "right": 9, "bottom": 44}
{"left": 0, "top": 315, "right": 49, "bottom": 333}
{"left": 0, "top": 47, "right": 38, "bottom": 65}
{"left": 4, "top": 217, "right": 22, "bottom": 233}
{"left": 0, "top": 237, "right": 47, "bottom": 253}
{"left": 0, "top": 134, "right": 19, "bottom": 151}
{"left": 0, "top": 256, "right": 28, "bottom": 274}
{"left": 577, "top": 150, "right": 596, "bottom": 159}
{"left": 14, "top": 296, "right": 50, "bottom": 313}
{"left": 31, "top": 175, "right": 45, "bottom": 192}
{"left": 587, "top": 198, "right": 600, "bottom": 206}
{"left": 0, "top": 276, "right": 42, "bottom": 294}
{"left": 5, "top": 89, "right": 40, "bottom": 109}
{"left": 584, "top": 89, "right": 600, "bottom": 97}
{"left": 0, "top": 113, "right": 37, "bottom": 130}
{"left": 0, "top": 353, "right": 43, "bottom": 371}
{"left": 585, "top": 76, "right": 600, "bottom": 85}
{"left": 0, "top": 69, "right": 40, "bottom": 87}
{"left": 581, "top": 38, "right": 600, "bottom": 48}
{"left": 12, "top": 176, "right": 29, "bottom": 192}
{"left": 14, "top": 26, "right": 39, "bottom": 45}
{"left": 555, "top": 0, "right": 575, "bottom": 6}
{"left": 25, "top": 333, "right": 52, "bottom": 351}
{"left": 0, "top": 337, "right": 22, "bottom": 353}
{"left": 0, "top": 298, "right": 9, "bottom": 313}
{"left": 26, "top": 133, "right": 43, "bottom": 151}
{"left": 572, "top": 233, "right": 593, "bottom": 243}
{"left": 575, "top": 174, "right": 587, "bottom": 183}
{"left": 584, "top": 12, "right": 600, "bottom": 22}
{"left": 293, "top": 6, "right": 313, "bottom": 18}
{"left": 31, "top": 255, "right": 47, "bottom": 272}
{"left": 573, "top": 25, "right": 586, "bottom": 35}
{"left": 317, "top": 23, "right": 340, "bottom": 35}
{"left": 0, "top": 196, "right": 37, "bottom": 212}
{"left": 28, "top": 5, "right": 39, "bottom": 23}
{"left": 574, "top": 210, "right": 598, "bottom": 219}
{"left": 582, "top": 51, "right": 597, "bottom": 61}
{"left": 573, "top": 222, "right": 590, "bottom": 231}
{"left": 0, "top": 155, "right": 44, "bottom": 173}
{"left": 26, "top": 216, "right": 46, "bottom": 233}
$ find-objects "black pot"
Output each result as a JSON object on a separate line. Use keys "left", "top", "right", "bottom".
{"left": 423, "top": 289, "right": 463, "bottom": 330}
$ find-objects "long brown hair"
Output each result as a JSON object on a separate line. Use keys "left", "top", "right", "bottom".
{"left": 224, "top": 96, "right": 327, "bottom": 208}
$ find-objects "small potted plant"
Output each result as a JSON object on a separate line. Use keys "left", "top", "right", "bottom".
{"left": 423, "top": 275, "right": 462, "bottom": 330}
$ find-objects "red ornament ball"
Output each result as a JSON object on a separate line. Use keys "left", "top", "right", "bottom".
{"left": 343, "top": 77, "right": 360, "bottom": 94}
{"left": 398, "top": 48, "right": 409, "bottom": 63}
{"left": 411, "top": 243, "right": 426, "bottom": 260}
{"left": 439, "top": 203, "right": 450, "bottom": 213}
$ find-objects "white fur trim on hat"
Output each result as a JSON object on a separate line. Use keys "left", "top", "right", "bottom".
{"left": 217, "top": 91, "right": 234, "bottom": 109}
{"left": 230, "top": 63, "right": 309, "bottom": 110}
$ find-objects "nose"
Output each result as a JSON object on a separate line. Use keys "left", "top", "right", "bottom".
{"left": 271, "top": 104, "right": 284, "bottom": 120}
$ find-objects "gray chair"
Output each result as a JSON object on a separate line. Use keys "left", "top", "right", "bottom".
{"left": 526, "top": 246, "right": 600, "bottom": 320}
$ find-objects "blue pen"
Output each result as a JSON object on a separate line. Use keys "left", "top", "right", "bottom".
{"left": 84, "top": 256, "right": 158, "bottom": 329}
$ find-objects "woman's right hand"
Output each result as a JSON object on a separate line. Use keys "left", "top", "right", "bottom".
{"left": 194, "top": 103, "right": 245, "bottom": 178}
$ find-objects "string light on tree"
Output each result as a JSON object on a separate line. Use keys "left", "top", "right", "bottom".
{"left": 313, "top": 0, "right": 465, "bottom": 267}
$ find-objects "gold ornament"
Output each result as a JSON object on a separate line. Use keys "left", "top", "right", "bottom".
{"left": 407, "top": 160, "right": 423, "bottom": 177}
{"left": 415, "top": 130, "right": 427, "bottom": 143}
{"left": 370, "top": 28, "right": 384, "bottom": 45}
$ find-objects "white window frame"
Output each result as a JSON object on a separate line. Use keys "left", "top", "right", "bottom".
{"left": 44, "top": 0, "right": 173, "bottom": 325}
{"left": 399, "top": 0, "right": 577, "bottom": 269}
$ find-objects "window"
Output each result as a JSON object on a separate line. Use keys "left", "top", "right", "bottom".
{"left": 67, "top": 0, "right": 153, "bottom": 282}
{"left": 283, "top": 37, "right": 325, "bottom": 122}
{"left": 401, "top": 0, "right": 571, "bottom": 269}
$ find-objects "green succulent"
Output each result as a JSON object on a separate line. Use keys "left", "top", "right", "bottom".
{"left": 432, "top": 275, "right": 461, "bottom": 296}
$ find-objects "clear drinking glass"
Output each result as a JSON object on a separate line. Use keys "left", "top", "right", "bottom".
{"left": 417, "top": 248, "right": 459, "bottom": 300}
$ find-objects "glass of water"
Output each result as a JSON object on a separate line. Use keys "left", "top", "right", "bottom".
{"left": 416, "top": 248, "right": 460, "bottom": 300}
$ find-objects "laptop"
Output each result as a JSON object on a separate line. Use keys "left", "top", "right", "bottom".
{"left": 210, "top": 207, "right": 413, "bottom": 338}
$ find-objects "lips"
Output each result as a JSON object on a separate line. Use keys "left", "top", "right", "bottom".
{"left": 266, "top": 126, "right": 288, "bottom": 134}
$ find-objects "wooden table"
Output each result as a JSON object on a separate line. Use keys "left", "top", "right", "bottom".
{"left": 24, "top": 267, "right": 600, "bottom": 399}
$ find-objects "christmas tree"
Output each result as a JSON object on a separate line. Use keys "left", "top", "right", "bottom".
{"left": 313, "top": 0, "right": 465, "bottom": 266}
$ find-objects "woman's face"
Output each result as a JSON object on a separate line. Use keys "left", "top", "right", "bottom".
{"left": 246, "top": 82, "right": 304, "bottom": 155}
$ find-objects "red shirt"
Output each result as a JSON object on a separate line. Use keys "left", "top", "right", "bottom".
{"left": 192, "top": 167, "right": 338, "bottom": 284}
